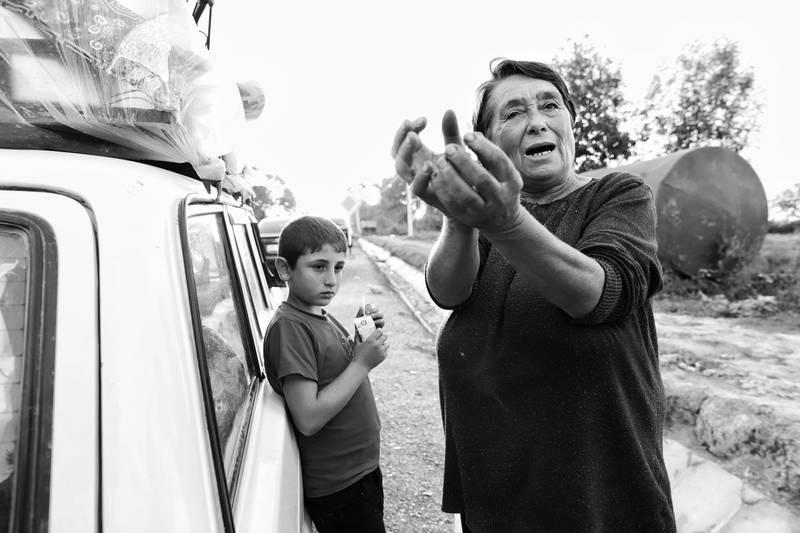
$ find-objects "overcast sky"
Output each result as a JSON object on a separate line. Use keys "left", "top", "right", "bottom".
{"left": 209, "top": 0, "right": 798, "bottom": 214}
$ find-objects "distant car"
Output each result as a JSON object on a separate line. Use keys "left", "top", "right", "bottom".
{"left": 330, "top": 217, "right": 353, "bottom": 248}
{"left": 257, "top": 217, "right": 294, "bottom": 286}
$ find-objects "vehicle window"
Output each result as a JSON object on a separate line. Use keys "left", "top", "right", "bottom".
{"left": 0, "top": 228, "right": 27, "bottom": 530}
{"left": 231, "top": 224, "right": 271, "bottom": 334}
{"left": 186, "top": 215, "right": 255, "bottom": 489}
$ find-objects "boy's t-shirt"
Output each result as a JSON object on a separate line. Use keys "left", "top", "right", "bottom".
{"left": 264, "top": 301, "right": 381, "bottom": 498}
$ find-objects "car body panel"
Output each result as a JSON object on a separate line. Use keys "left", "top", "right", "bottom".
{"left": 233, "top": 384, "right": 306, "bottom": 532}
{"left": 1, "top": 150, "right": 222, "bottom": 531}
{"left": 0, "top": 149, "right": 311, "bottom": 532}
{"left": 0, "top": 189, "right": 100, "bottom": 532}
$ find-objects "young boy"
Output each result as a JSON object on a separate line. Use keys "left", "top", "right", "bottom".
{"left": 264, "top": 216, "right": 389, "bottom": 533}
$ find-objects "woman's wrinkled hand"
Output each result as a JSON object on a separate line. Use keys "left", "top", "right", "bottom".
{"left": 390, "top": 111, "right": 465, "bottom": 217}
{"left": 430, "top": 131, "right": 524, "bottom": 234}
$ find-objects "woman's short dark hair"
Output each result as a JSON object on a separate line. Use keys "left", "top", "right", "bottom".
{"left": 472, "top": 58, "right": 576, "bottom": 137}
{"left": 278, "top": 216, "right": 348, "bottom": 268}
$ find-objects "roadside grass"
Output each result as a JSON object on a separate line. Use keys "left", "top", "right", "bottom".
{"left": 362, "top": 232, "right": 800, "bottom": 317}
{"left": 657, "top": 232, "right": 800, "bottom": 317}
{"left": 364, "top": 232, "right": 438, "bottom": 270}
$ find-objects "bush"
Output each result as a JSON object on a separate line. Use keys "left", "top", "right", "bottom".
{"left": 767, "top": 219, "right": 800, "bottom": 234}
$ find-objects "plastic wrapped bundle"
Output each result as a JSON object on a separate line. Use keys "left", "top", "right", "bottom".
{"left": 0, "top": 0, "right": 245, "bottom": 182}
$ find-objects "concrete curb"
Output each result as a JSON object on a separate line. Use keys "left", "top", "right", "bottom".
{"left": 358, "top": 238, "right": 800, "bottom": 533}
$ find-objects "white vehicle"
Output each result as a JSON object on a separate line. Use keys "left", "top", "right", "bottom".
{"left": 0, "top": 150, "right": 312, "bottom": 532}
{"left": 0, "top": 0, "right": 311, "bottom": 530}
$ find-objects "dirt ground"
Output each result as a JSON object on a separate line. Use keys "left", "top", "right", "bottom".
{"left": 327, "top": 245, "right": 452, "bottom": 533}
{"left": 654, "top": 305, "right": 800, "bottom": 401}
{"left": 652, "top": 298, "right": 800, "bottom": 509}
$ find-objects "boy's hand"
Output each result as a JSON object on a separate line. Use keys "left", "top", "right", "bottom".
{"left": 358, "top": 303, "right": 385, "bottom": 329}
{"left": 353, "top": 329, "right": 389, "bottom": 370}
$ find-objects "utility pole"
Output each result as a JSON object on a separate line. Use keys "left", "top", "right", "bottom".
{"left": 353, "top": 205, "right": 362, "bottom": 235}
{"left": 406, "top": 183, "right": 414, "bottom": 238}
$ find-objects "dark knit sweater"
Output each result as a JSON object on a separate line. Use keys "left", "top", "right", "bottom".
{"left": 432, "top": 173, "right": 676, "bottom": 533}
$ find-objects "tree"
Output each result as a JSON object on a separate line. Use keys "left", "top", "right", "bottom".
{"left": 551, "top": 38, "right": 636, "bottom": 172}
{"left": 771, "top": 183, "right": 800, "bottom": 221}
{"left": 639, "top": 38, "right": 761, "bottom": 155}
{"left": 246, "top": 168, "right": 296, "bottom": 220}
{"left": 375, "top": 175, "right": 410, "bottom": 234}
{"left": 415, "top": 203, "right": 443, "bottom": 232}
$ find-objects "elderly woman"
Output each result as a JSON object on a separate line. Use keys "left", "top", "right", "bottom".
{"left": 392, "top": 59, "right": 676, "bottom": 532}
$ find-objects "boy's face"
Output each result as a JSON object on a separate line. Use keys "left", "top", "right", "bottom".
{"left": 283, "top": 243, "right": 346, "bottom": 314}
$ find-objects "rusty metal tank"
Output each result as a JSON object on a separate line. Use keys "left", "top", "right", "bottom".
{"left": 581, "top": 146, "right": 768, "bottom": 276}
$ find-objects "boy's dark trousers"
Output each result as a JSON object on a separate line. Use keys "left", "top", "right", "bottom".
{"left": 304, "top": 467, "right": 386, "bottom": 533}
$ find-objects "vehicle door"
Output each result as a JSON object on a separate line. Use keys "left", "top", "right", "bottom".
{"left": 182, "top": 198, "right": 310, "bottom": 533}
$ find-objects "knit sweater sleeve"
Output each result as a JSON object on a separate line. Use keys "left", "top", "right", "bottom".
{"left": 574, "top": 172, "right": 663, "bottom": 325}
{"left": 424, "top": 234, "right": 491, "bottom": 310}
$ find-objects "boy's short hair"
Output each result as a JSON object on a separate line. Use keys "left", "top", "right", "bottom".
{"left": 278, "top": 216, "right": 348, "bottom": 268}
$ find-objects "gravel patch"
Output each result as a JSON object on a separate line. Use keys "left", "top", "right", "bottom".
{"left": 327, "top": 244, "right": 453, "bottom": 532}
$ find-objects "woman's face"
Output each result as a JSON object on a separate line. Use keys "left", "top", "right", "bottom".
{"left": 487, "top": 75, "right": 576, "bottom": 192}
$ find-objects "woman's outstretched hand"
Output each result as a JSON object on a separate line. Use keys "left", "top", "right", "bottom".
{"left": 391, "top": 111, "right": 465, "bottom": 217}
{"left": 430, "top": 127, "right": 524, "bottom": 234}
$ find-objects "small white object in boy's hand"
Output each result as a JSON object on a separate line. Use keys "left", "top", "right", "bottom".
{"left": 354, "top": 314, "right": 376, "bottom": 341}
